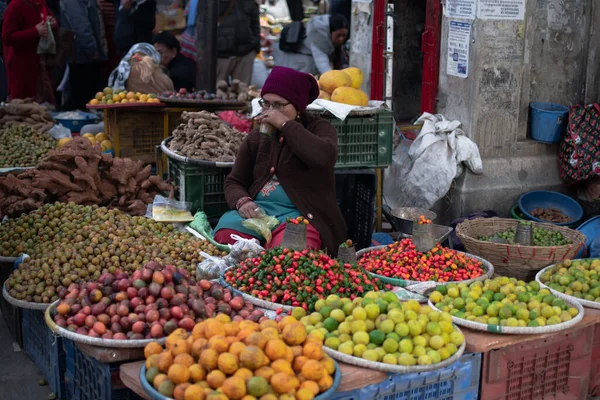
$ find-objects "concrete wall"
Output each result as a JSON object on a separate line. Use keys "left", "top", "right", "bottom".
{"left": 435, "top": 0, "right": 600, "bottom": 220}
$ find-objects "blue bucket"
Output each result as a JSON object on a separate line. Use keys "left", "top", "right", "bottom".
{"left": 530, "top": 102, "right": 569, "bottom": 144}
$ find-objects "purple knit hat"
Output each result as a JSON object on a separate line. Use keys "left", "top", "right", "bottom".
{"left": 261, "top": 66, "right": 320, "bottom": 111}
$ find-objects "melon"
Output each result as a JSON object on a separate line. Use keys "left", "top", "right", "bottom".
{"left": 318, "top": 70, "right": 352, "bottom": 94}
{"left": 331, "top": 87, "right": 369, "bottom": 107}
{"left": 342, "top": 67, "right": 364, "bottom": 89}
{"left": 318, "top": 90, "right": 331, "bottom": 100}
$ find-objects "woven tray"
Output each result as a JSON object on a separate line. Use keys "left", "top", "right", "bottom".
{"left": 356, "top": 245, "right": 494, "bottom": 290}
{"left": 158, "top": 97, "right": 248, "bottom": 109}
{"left": 86, "top": 102, "right": 165, "bottom": 109}
{"left": 427, "top": 291, "right": 584, "bottom": 334}
{"left": 456, "top": 218, "right": 586, "bottom": 281}
{"left": 323, "top": 326, "right": 466, "bottom": 373}
{"left": 45, "top": 300, "right": 166, "bottom": 348}
{"left": 536, "top": 262, "right": 600, "bottom": 310}
{"left": 161, "top": 137, "right": 235, "bottom": 168}
{"left": 219, "top": 270, "right": 293, "bottom": 312}
{"left": 2, "top": 282, "right": 50, "bottom": 310}
{"left": 140, "top": 360, "right": 341, "bottom": 400}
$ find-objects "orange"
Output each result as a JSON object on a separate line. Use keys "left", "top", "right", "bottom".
{"left": 282, "top": 322, "right": 307, "bottom": 346}
{"left": 192, "top": 338, "right": 209, "bottom": 359}
{"left": 301, "top": 360, "right": 324, "bottom": 381}
{"left": 189, "top": 364, "right": 206, "bottom": 382}
{"left": 320, "top": 357, "right": 335, "bottom": 375}
{"left": 300, "top": 381, "right": 320, "bottom": 396}
{"left": 239, "top": 321, "right": 259, "bottom": 331}
{"left": 265, "top": 339, "right": 287, "bottom": 361}
{"left": 270, "top": 359, "right": 294, "bottom": 376}
{"left": 270, "top": 372, "right": 299, "bottom": 394}
{"left": 192, "top": 322, "right": 207, "bottom": 340}
{"left": 221, "top": 376, "right": 247, "bottom": 400}
{"left": 157, "top": 351, "right": 174, "bottom": 372}
{"left": 302, "top": 342, "right": 323, "bottom": 361}
{"left": 174, "top": 383, "right": 191, "bottom": 400}
{"left": 184, "top": 384, "right": 207, "bottom": 400}
{"left": 90, "top": 99, "right": 99, "bottom": 105}
{"left": 126, "top": 91, "right": 136, "bottom": 100}
{"left": 237, "top": 328, "right": 256, "bottom": 342}
{"left": 296, "top": 388, "right": 315, "bottom": 400}
{"left": 259, "top": 319, "right": 278, "bottom": 330}
{"left": 234, "top": 368, "right": 253, "bottom": 382}
{"left": 225, "top": 322, "right": 241, "bottom": 337}
{"left": 246, "top": 332, "right": 269, "bottom": 349}
{"left": 205, "top": 320, "right": 226, "bottom": 339}
{"left": 172, "top": 339, "right": 192, "bottom": 357}
{"left": 166, "top": 329, "right": 189, "bottom": 349}
{"left": 206, "top": 370, "right": 227, "bottom": 389}
{"left": 208, "top": 335, "right": 229, "bottom": 353}
{"left": 199, "top": 348, "right": 219, "bottom": 371}
{"left": 317, "top": 374, "right": 333, "bottom": 391}
{"left": 239, "top": 346, "right": 265, "bottom": 370}
{"left": 229, "top": 342, "right": 246, "bottom": 358}
{"left": 291, "top": 346, "right": 303, "bottom": 358}
{"left": 146, "top": 354, "right": 160, "bottom": 370}
{"left": 217, "top": 352, "right": 239, "bottom": 375}
{"left": 215, "top": 314, "right": 231, "bottom": 324}
{"left": 278, "top": 316, "right": 297, "bottom": 331}
{"left": 293, "top": 356, "right": 309, "bottom": 373}
{"left": 261, "top": 327, "right": 280, "bottom": 342}
{"left": 174, "top": 353, "right": 195, "bottom": 368}
{"left": 254, "top": 366, "right": 275, "bottom": 382}
{"left": 168, "top": 363, "right": 191, "bottom": 385}
{"left": 153, "top": 373, "right": 168, "bottom": 390}
{"left": 284, "top": 347, "right": 294, "bottom": 364}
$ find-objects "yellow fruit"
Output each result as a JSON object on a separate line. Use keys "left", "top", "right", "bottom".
{"left": 168, "top": 363, "right": 191, "bottom": 385}
{"left": 57, "top": 137, "right": 72, "bottom": 148}
{"left": 300, "top": 381, "right": 320, "bottom": 396}
{"left": 301, "top": 360, "right": 324, "bottom": 381}
{"left": 100, "top": 139, "right": 113, "bottom": 152}
{"left": 189, "top": 365, "right": 206, "bottom": 383}
{"left": 199, "top": 348, "right": 219, "bottom": 371}
{"left": 296, "top": 388, "right": 315, "bottom": 400}
{"left": 184, "top": 384, "right": 206, "bottom": 400}
{"left": 222, "top": 376, "right": 247, "bottom": 400}
{"left": 302, "top": 342, "right": 323, "bottom": 360}
{"left": 89, "top": 99, "right": 99, "bottom": 105}
{"left": 282, "top": 322, "right": 307, "bottom": 346}
{"left": 174, "top": 353, "right": 195, "bottom": 368}
{"left": 359, "top": 90, "right": 369, "bottom": 106}
{"left": 271, "top": 359, "right": 294, "bottom": 376}
{"left": 270, "top": 372, "right": 299, "bottom": 394}
{"left": 331, "top": 87, "right": 368, "bottom": 107}
{"left": 157, "top": 351, "right": 174, "bottom": 372}
{"left": 234, "top": 368, "right": 253, "bottom": 382}
{"left": 217, "top": 352, "right": 239, "bottom": 374}
{"left": 174, "top": 383, "right": 191, "bottom": 400}
{"left": 317, "top": 374, "right": 333, "bottom": 391}
{"left": 206, "top": 370, "right": 227, "bottom": 389}
{"left": 239, "top": 346, "right": 265, "bottom": 370}
{"left": 254, "top": 366, "right": 275, "bottom": 382}
{"left": 318, "top": 90, "right": 331, "bottom": 100}
{"left": 265, "top": 339, "right": 288, "bottom": 361}
{"left": 318, "top": 70, "right": 352, "bottom": 94}
{"left": 342, "top": 67, "right": 364, "bottom": 89}
{"left": 95, "top": 132, "right": 108, "bottom": 141}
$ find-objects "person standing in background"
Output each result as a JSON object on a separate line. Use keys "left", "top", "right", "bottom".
{"left": 2, "top": 0, "right": 58, "bottom": 103}
{"left": 61, "top": 0, "right": 107, "bottom": 109}
{"left": 152, "top": 30, "right": 196, "bottom": 91}
{"left": 98, "top": 0, "right": 120, "bottom": 77}
{"left": 114, "top": 0, "right": 156, "bottom": 56}
{"left": 216, "top": 0, "right": 260, "bottom": 85}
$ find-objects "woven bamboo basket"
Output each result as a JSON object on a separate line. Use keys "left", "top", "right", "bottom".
{"left": 456, "top": 218, "right": 586, "bottom": 281}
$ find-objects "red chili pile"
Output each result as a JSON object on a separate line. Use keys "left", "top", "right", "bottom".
{"left": 358, "top": 238, "right": 485, "bottom": 282}
{"left": 223, "top": 247, "right": 390, "bottom": 311}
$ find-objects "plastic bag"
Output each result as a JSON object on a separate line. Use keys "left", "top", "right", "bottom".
{"left": 222, "top": 234, "right": 264, "bottom": 266}
{"left": 49, "top": 124, "right": 72, "bottom": 140}
{"left": 241, "top": 208, "right": 279, "bottom": 245}
{"left": 37, "top": 21, "right": 56, "bottom": 55}
{"left": 196, "top": 251, "right": 229, "bottom": 280}
{"left": 188, "top": 211, "right": 230, "bottom": 252}
{"left": 151, "top": 195, "right": 193, "bottom": 222}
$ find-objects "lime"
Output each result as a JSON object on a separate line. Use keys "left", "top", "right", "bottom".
{"left": 499, "top": 307, "right": 513, "bottom": 319}
{"left": 398, "top": 353, "right": 416, "bottom": 366}
{"left": 446, "top": 343, "right": 458, "bottom": 356}
{"left": 399, "top": 338, "right": 413, "bottom": 354}
{"left": 382, "top": 338, "right": 399, "bottom": 353}
{"left": 362, "top": 349, "right": 379, "bottom": 362}
{"left": 314, "top": 299, "right": 326, "bottom": 312}
{"left": 323, "top": 317, "right": 339, "bottom": 332}
{"left": 324, "top": 336, "right": 341, "bottom": 350}
{"left": 326, "top": 294, "right": 341, "bottom": 306}
{"left": 376, "top": 300, "right": 389, "bottom": 314}
{"left": 338, "top": 321, "right": 351, "bottom": 335}
{"left": 380, "top": 319, "right": 395, "bottom": 334}
{"left": 247, "top": 376, "right": 269, "bottom": 397}
{"left": 350, "top": 320, "right": 367, "bottom": 334}
{"left": 382, "top": 353, "right": 397, "bottom": 365}
{"left": 427, "top": 350, "right": 441, "bottom": 364}
{"left": 330, "top": 309, "right": 346, "bottom": 323}
{"left": 320, "top": 306, "right": 333, "bottom": 319}
{"left": 338, "top": 333, "right": 351, "bottom": 343}
{"left": 429, "top": 291, "right": 444, "bottom": 304}
{"left": 388, "top": 309, "right": 405, "bottom": 324}
{"left": 309, "top": 312, "right": 323, "bottom": 325}
{"left": 453, "top": 298, "right": 466, "bottom": 310}
{"left": 395, "top": 323, "right": 409, "bottom": 337}
{"left": 449, "top": 331, "right": 464, "bottom": 346}
{"left": 386, "top": 332, "right": 401, "bottom": 342}
{"left": 353, "top": 331, "right": 370, "bottom": 345}
{"left": 426, "top": 322, "right": 441, "bottom": 336}
{"left": 407, "top": 320, "right": 422, "bottom": 336}
{"left": 404, "top": 310, "right": 418, "bottom": 321}
{"left": 412, "top": 335, "right": 427, "bottom": 348}
{"left": 412, "top": 346, "right": 426, "bottom": 357}
{"left": 383, "top": 292, "right": 400, "bottom": 304}
{"left": 365, "top": 320, "right": 375, "bottom": 331}
{"left": 352, "top": 307, "right": 367, "bottom": 321}
{"left": 429, "top": 335, "right": 445, "bottom": 350}
{"left": 338, "top": 341, "right": 354, "bottom": 355}
{"left": 365, "top": 303, "right": 381, "bottom": 320}
{"left": 292, "top": 307, "right": 307, "bottom": 320}
{"left": 417, "top": 355, "right": 432, "bottom": 365}
{"left": 353, "top": 344, "right": 367, "bottom": 357}
{"left": 342, "top": 302, "right": 354, "bottom": 316}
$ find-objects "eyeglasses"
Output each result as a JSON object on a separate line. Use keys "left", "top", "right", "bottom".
{"left": 258, "top": 98, "right": 291, "bottom": 110}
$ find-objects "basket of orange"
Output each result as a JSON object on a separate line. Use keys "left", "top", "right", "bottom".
{"left": 140, "top": 314, "right": 341, "bottom": 400}
{"left": 87, "top": 87, "right": 164, "bottom": 108}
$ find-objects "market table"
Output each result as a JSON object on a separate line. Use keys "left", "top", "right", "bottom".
{"left": 120, "top": 360, "right": 389, "bottom": 399}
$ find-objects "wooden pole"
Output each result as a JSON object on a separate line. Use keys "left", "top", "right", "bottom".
{"left": 195, "top": 0, "right": 218, "bottom": 92}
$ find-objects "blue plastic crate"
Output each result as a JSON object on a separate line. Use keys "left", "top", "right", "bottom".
{"left": 331, "top": 352, "right": 481, "bottom": 400}
{"left": 63, "top": 339, "right": 140, "bottom": 400}
{"left": 22, "top": 309, "right": 66, "bottom": 399}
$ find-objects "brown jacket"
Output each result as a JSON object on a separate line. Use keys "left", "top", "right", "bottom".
{"left": 224, "top": 114, "right": 347, "bottom": 256}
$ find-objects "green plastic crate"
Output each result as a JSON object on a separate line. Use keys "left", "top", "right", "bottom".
{"left": 167, "top": 157, "right": 231, "bottom": 218}
{"left": 329, "top": 110, "right": 394, "bottom": 168}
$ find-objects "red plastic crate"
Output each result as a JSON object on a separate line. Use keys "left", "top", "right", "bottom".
{"left": 589, "top": 322, "right": 600, "bottom": 396}
{"left": 480, "top": 324, "right": 593, "bottom": 400}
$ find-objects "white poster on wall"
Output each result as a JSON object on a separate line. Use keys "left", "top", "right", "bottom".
{"left": 444, "top": 0, "right": 476, "bottom": 20}
{"left": 477, "top": 0, "right": 525, "bottom": 20}
{"left": 447, "top": 21, "right": 471, "bottom": 78}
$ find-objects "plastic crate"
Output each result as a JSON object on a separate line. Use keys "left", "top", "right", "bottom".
{"left": 335, "top": 170, "right": 376, "bottom": 250}
{"left": 331, "top": 352, "right": 481, "bottom": 400}
{"left": 22, "top": 309, "right": 66, "bottom": 398}
{"left": 327, "top": 110, "right": 394, "bottom": 168}
{"left": 589, "top": 322, "right": 600, "bottom": 396}
{"left": 480, "top": 324, "right": 593, "bottom": 400}
{"left": 63, "top": 339, "right": 140, "bottom": 400}
{"left": 0, "top": 256, "right": 22, "bottom": 347}
{"left": 167, "top": 156, "right": 231, "bottom": 218}
{"left": 106, "top": 109, "right": 167, "bottom": 164}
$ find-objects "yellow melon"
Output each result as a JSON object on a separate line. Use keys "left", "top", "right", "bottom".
{"left": 95, "top": 132, "right": 109, "bottom": 142}
{"left": 342, "top": 67, "right": 364, "bottom": 89}
{"left": 331, "top": 87, "right": 369, "bottom": 107}
{"left": 82, "top": 133, "right": 95, "bottom": 139}
{"left": 101, "top": 140, "right": 113, "bottom": 152}
{"left": 318, "top": 70, "right": 352, "bottom": 94}
{"left": 318, "top": 90, "right": 331, "bottom": 100}
{"left": 359, "top": 90, "right": 369, "bottom": 107}
{"left": 57, "top": 137, "right": 72, "bottom": 148}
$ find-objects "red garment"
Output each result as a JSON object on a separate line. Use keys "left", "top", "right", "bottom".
{"left": 2, "top": 0, "right": 55, "bottom": 102}
{"left": 214, "top": 222, "right": 322, "bottom": 250}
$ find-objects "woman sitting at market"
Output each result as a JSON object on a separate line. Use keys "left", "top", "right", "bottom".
{"left": 214, "top": 66, "right": 347, "bottom": 256}
{"left": 152, "top": 31, "right": 196, "bottom": 92}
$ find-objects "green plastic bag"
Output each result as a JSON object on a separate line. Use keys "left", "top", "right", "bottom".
{"left": 188, "top": 211, "right": 230, "bottom": 252}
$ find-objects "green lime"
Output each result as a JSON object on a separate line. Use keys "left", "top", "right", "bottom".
{"left": 369, "top": 330, "right": 385, "bottom": 346}
{"left": 323, "top": 317, "right": 339, "bottom": 332}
